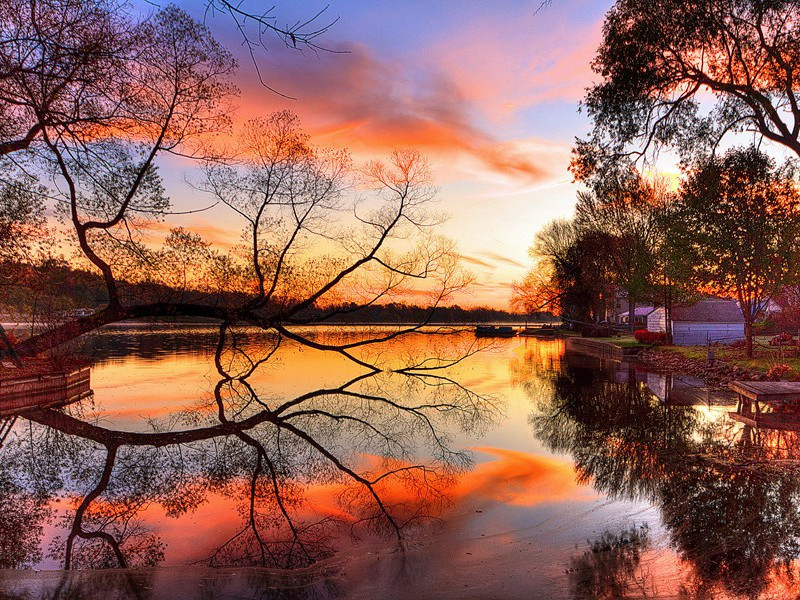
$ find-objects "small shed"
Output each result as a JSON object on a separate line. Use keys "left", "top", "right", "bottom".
{"left": 648, "top": 299, "right": 744, "bottom": 346}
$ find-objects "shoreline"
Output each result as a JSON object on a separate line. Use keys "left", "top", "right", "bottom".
{"left": 638, "top": 347, "right": 769, "bottom": 386}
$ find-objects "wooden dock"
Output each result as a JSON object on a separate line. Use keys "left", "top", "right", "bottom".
{"left": 0, "top": 367, "right": 92, "bottom": 417}
{"left": 519, "top": 326, "right": 558, "bottom": 338}
{"left": 728, "top": 381, "right": 800, "bottom": 430}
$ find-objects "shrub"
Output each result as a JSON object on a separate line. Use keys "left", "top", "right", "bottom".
{"left": 767, "top": 364, "right": 792, "bottom": 381}
{"left": 769, "top": 332, "right": 796, "bottom": 346}
{"left": 634, "top": 329, "right": 667, "bottom": 345}
{"left": 581, "top": 325, "right": 613, "bottom": 337}
{"left": 729, "top": 339, "right": 747, "bottom": 348}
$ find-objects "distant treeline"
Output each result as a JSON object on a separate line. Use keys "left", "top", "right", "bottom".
{"left": 293, "top": 303, "right": 553, "bottom": 325}
{"left": 1, "top": 262, "right": 550, "bottom": 325}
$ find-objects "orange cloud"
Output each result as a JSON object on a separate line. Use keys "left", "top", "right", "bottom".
{"left": 141, "top": 217, "right": 241, "bottom": 248}
{"left": 475, "top": 251, "right": 526, "bottom": 270}
{"left": 233, "top": 44, "right": 552, "bottom": 182}
{"left": 456, "top": 447, "right": 593, "bottom": 507}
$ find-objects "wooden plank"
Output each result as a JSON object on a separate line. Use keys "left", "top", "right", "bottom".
{"left": 0, "top": 367, "right": 92, "bottom": 417}
{"left": 729, "top": 411, "right": 758, "bottom": 427}
{"left": 729, "top": 411, "right": 800, "bottom": 432}
{"left": 728, "top": 381, "right": 800, "bottom": 403}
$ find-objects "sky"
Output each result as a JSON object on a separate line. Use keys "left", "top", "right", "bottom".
{"left": 157, "top": 0, "right": 614, "bottom": 309}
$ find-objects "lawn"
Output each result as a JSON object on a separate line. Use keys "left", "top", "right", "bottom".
{"left": 586, "top": 335, "right": 647, "bottom": 348}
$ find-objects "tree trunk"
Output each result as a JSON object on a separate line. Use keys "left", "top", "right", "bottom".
{"left": 745, "top": 320, "right": 754, "bottom": 358}
{"left": 664, "top": 295, "right": 673, "bottom": 345}
{"left": 14, "top": 302, "right": 236, "bottom": 357}
{"left": 628, "top": 297, "right": 635, "bottom": 333}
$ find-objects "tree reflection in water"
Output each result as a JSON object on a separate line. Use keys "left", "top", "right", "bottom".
{"left": 0, "top": 324, "right": 499, "bottom": 572}
{"left": 525, "top": 349, "right": 800, "bottom": 599}
{"left": 568, "top": 525, "right": 653, "bottom": 600}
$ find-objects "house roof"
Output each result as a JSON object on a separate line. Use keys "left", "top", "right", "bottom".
{"left": 619, "top": 306, "right": 657, "bottom": 318}
{"left": 672, "top": 299, "right": 744, "bottom": 323}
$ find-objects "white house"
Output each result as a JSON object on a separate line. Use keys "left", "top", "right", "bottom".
{"left": 647, "top": 299, "right": 745, "bottom": 346}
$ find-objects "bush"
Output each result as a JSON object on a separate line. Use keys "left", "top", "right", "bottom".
{"left": 729, "top": 339, "right": 747, "bottom": 348}
{"left": 769, "top": 332, "right": 796, "bottom": 346}
{"left": 767, "top": 364, "right": 792, "bottom": 381}
{"left": 634, "top": 329, "right": 667, "bottom": 345}
{"left": 581, "top": 325, "right": 614, "bottom": 337}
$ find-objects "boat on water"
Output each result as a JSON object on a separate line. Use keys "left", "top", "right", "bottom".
{"left": 474, "top": 325, "right": 516, "bottom": 337}
{"left": 519, "top": 325, "right": 558, "bottom": 337}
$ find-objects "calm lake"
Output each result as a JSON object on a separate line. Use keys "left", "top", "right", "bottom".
{"left": 1, "top": 325, "right": 798, "bottom": 599}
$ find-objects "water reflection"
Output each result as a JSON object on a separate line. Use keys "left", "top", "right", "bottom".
{"left": 8, "top": 333, "right": 800, "bottom": 598}
{"left": 527, "top": 349, "right": 800, "bottom": 598}
{"left": 568, "top": 525, "right": 653, "bottom": 600}
{"left": 1, "top": 324, "right": 499, "bottom": 574}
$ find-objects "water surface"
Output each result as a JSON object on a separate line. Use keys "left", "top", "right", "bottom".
{"left": 2, "top": 326, "right": 799, "bottom": 599}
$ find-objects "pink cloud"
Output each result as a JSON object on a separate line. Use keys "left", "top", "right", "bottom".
{"left": 426, "top": 9, "right": 603, "bottom": 122}
{"left": 232, "top": 43, "right": 553, "bottom": 182}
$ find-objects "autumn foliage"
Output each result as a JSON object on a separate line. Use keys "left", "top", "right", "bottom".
{"left": 634, "top": 329, "right": 666, "bottom": 345}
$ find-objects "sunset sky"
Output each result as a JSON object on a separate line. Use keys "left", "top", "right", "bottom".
{"left": 157, "top": 0, "right": 612, "bottom": 309}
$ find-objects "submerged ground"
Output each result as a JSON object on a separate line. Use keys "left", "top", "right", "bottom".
{"left": 1, "top": 326, "right": 798, "bottom": 599}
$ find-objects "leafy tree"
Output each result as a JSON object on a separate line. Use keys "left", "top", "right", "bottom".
{"left": 675, "top": 146, "right": 800, "bottom": 356}
{"left": 513, "top": 219, "right": 617, "bottom": 323}
{"left": 574, "top": 167, "right": 668, "bottom": 331}
{"left": 580, "top": 0, "right": 800, "bottom": 164}
{"left": 649, "top": 200, "right": 699, "bottom": 344}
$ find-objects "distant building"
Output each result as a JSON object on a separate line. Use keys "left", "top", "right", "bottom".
{"left": 745, "top": 298, "right": 782, "bottom": 320}
{"left": 647, "top": 299, "right": 744, "bottom": 346}
{"left": 617, "top": 305, "right": 656, "bottom": 328}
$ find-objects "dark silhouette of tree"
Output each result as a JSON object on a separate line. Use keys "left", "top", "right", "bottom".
{"left": 580, "top": 0, "right": 800, "bottom": 164}
{"left": 0, "top": 325, "right": 498, "bottom": 571}
{"left": 574, "top": 167, "right": 669, "bottom": 331}
{"left": 513, "top": 219, "right": 617, "bottom": 322}
{"left": 0, "top": 0, "right": 335, "bottom": 160}
{"left": 674, "top": 145, "right": 800, "bottom": 356}
{"left": 0, "top": 460, "right": 53, "bottom": 568}
{"left": 0, "top": 1, "right": 469, "bottom": 384}
{"left": 568, "top": 525, "right": 653, "bottom": 600}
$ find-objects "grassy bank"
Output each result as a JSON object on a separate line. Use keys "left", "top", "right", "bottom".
{"left": 585, "top": 335, "right": 648, "bottom": 349}
{"left": 664, "top": 336, "right": 800, "bottom": 377}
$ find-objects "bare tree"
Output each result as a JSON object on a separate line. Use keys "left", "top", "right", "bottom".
{"left": 0, "top": 0, "right": 336, "bottom": 160}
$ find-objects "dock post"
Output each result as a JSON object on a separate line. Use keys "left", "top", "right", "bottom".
{"left": 0, "top": 324, "right": 22, "bottom": 368}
